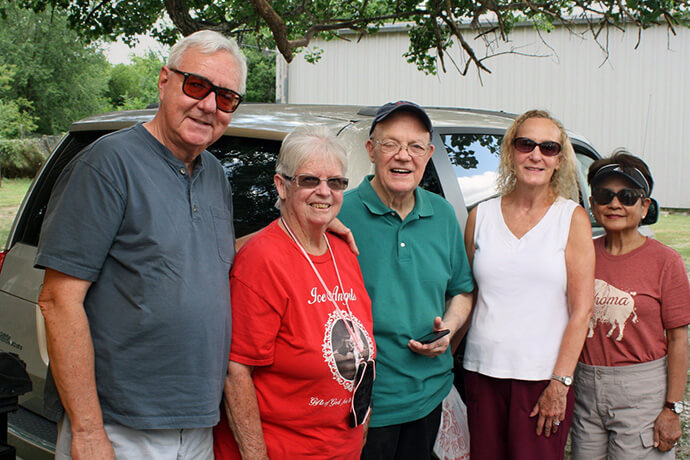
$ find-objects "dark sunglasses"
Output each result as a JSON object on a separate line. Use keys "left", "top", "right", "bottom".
{"left": 592, "top": 187, "right": 645, "bottom": 206}
{"left": 349, "top": 359, "right": 375, "bottom": 427}
{"left": 513, "top": 137, "right": 562, "bottom": 156}
{"left": 282, "top": 174, "right": 349, "bottom": 191}
{"left": 169, "top": 68, "right": 243, "bottom": 113}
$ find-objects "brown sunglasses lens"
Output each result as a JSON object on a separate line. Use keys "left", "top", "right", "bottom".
{"left": 513, "top": 137, "right": 561, "bottom": 156}
{"left": 182, "top": 74, "right": 241, "bottom": 113}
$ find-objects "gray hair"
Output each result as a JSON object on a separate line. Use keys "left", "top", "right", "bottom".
{"left": 276, "top": 125, "right": 348, "bottom": 178}
{"left": 167, "top": 30, "right": 248, "bottom": 94}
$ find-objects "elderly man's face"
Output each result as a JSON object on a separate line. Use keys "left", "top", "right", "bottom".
{"left": 367, "top": 112, "right": 434, "bottom": 198}
{"left": 157, "top": 48, "right": 242, "bottom": 158}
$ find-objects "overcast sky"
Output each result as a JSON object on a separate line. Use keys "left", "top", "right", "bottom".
{"left": 103, "top": 35, "right": 169, "bottom": 64}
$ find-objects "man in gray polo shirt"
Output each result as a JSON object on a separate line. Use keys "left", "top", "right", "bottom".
{"left": 34, "top": 30, "right": 246, "bottom": 460}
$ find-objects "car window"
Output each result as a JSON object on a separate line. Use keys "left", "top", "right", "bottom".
{"left": 209, "top": 136, "right": 282, "bottom": 237}
{"left": 421, "top": 162, "right": 444, "bottom": 197}
{"left": 440, "top": 133, "right": 502, "bottom": 208}
{"left": 13, "top": 131, "right": 106, "bottom": 247}
{"left": 575, "top": 150, "right": 599, "bottom": 225}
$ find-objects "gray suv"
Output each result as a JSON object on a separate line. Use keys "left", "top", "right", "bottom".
{"left": 0, "top": 104, "right": 603, "bottom": 458}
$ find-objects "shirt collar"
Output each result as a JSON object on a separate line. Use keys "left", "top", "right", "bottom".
{"left": 136, "top": 123, "right": 206, "bottom": 177}
{"left": 356, "top": 175, "right": 433, "bottom": 218}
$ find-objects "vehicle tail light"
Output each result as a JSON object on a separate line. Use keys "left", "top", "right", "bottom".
{"left": 0, "top": 249, "right": 7, "bottom": 273}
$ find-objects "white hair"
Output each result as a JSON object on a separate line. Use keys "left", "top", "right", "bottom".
{"left": 167, "top": 30, "right": 248, "bottom": 94}
{"left": 276, "top": 125, "right": 348, "bottom": 178}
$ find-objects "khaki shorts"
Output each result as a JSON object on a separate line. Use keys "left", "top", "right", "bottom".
{"left": 55, "top": 414, "right": 213, "bottom": 460}
{"left": 571, "top": 357, "right": 675, "bottom": 460}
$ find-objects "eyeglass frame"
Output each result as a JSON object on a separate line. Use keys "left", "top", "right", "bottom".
{"left": 281, "top": 174, "right": 349, "bottom": 191}
{"left": 591, "top": 187, "right": 646, "bottom": 207}
{"left": 371, "top": 138, "right": 432, "bottom": 157}
{"left": 512, "top": 137, "right": 562, "bottom": 157}
{"left": 168, "top": 68, "right": 243, "bottom": 113}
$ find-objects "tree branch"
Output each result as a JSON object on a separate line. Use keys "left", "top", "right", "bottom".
{"left": 249, "top": 0, "right": 293, "bottom": 61}
{"left": 441, "top": 0, "right": 491, "bottom": 73}
{"left": 83, "top": 0, "right": 110, "bottom": 28}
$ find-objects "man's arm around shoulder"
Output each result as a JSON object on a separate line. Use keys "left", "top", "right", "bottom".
{"left": 38, "top": 269, "right": 115, "bottom": 460}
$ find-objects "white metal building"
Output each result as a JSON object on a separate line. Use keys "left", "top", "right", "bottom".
{"left": 277, "top": 22, "right": 689, "bottom": 209}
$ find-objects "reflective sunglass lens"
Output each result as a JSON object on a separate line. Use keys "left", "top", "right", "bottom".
{"left": 618, "top": 189, "right": 641, "bottom": 206}
{"left": 183, "top": 75, "right": 212, "bottom": 99}
{"left": 592, "top": 188, "right": 614, "bottom": 205}
{"left": 513, "top": 137, "right": 536, "bottom": 153}
{"left": 216, "top": 92, "right": 240, "bottom": 112}
{"left": 513, "top": 137, "right": 561, "bottom": 156}
{"left": 593, "top": 188, "right": 642, "bottom": 206}
{"left": 539, "top": 142, "right": 561, "bottom": 156}
{"left": 178, "top": 71, "right": 242, "bottom": 113}
{"left": 327, "top": 178, "right": 349, "bottom": 190}
{"left": 296, "top": 176, "right": 321, "bottom": 187}
{"left": 295, "top": 175, "right": 348, "bottom": 190}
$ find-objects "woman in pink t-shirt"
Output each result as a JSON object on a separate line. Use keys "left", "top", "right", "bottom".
{"left": 213, "top": 125, "right": 376, "bottom": 459}
{"left": 572, "top": 150, "right": 690, "bottom": 459}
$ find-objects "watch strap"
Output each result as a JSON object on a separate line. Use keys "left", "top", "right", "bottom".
{"left": 551, "top": 374, "right": 573, "bottom": 386}
{"left": 665, "top": 401, "right": 683, "bottom": 414}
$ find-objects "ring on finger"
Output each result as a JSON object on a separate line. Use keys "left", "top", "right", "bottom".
{"left": 553, "top": 420, "right": 560, "bottom": 427}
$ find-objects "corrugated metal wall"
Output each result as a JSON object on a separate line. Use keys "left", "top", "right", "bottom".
{"left": 281, "top": 24, "right": 689, "bottom": 209}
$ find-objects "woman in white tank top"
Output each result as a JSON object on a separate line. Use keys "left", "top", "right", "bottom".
{"left": 461, "top": 110, "right": 595, "bottom": 459}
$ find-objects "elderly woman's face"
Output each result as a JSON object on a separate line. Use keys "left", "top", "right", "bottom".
{"left": 590, "top": 175, "right": 650, "bottom": 233}
{"left": 279, "top": 153, "right": 345, "bottom": 229}
{"left": 511, "top": 117, "right": 562, "bottom": 189}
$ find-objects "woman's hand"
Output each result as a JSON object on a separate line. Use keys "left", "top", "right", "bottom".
{"left": 529, "top": 380, "right": 568, "bottom": 437}
{"left": 654, "top": 408, "right": 682, "bottom": 451}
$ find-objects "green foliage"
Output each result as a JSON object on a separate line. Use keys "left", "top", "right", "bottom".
{"left": 9, "top": 0, "right": 690, "bottom": 78}
{"left": 106, "top": 52, "right": 164, "bottom": 109}
{"left": 0, "top": 139, "right": 45, "bottom": 178}
{"left": 0, "top": 99, "right": 38, "bottom": 138}
{"left": 244, "top": 47, "right": 276, "bottom": 103}
{"left": 0, "top": 64, "right": 38, "bottom": 138}
{"left": 0, "top": 0, "right": 111, "bottom": 134}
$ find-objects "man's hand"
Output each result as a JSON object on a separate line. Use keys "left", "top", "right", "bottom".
{"left": 654, "top": 408, "right": 682, "bottom": 451}
{"left": 408, "top": 317, "right": 450, "bottom": 357}
{"left": 327, "top": 218, "right": 359, "bottom": 255}
{"left": 71, "top": 428, "right": 115, "bottom": 460}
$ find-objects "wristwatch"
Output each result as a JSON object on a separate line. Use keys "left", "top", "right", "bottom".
{"left": 665, "top": 401, "right": 684, "bottom": 415}
{"left": 551, "top": 374, "right": 573, "bottom": 387}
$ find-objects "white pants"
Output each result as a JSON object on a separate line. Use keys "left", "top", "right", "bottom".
{"left": 55, "top": 414, "right": 213, "bottom": 460}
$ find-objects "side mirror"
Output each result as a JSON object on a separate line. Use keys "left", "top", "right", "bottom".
{"left": 641, "top": 198, "right": 659, "bottom": 226}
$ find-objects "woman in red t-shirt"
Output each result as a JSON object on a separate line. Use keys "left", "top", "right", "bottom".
{"left": 213, "top": 125, "right": 376, "bottom": 459}
{"left": 572, "top": 150, "right": 690, "bottom": 459}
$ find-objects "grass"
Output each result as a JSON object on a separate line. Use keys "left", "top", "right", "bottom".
{"left": 0, "top": 178, "right": 32, "bottom": 246}
{"left": 0, "top": 179, "right": 689, "bottom": 455}
{"left": 651, "top": 211, "right": 690, "bottom": 272}
{"left": 652, "top": 211, "right": 690, "bottom": 459}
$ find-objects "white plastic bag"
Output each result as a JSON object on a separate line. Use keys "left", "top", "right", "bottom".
{"left": 433, "top": 385, "right": 470, "bottom": 460}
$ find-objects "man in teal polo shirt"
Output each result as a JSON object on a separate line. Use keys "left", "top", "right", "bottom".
{"left": 339, "top": 101, "right": 474, "bottom": 460}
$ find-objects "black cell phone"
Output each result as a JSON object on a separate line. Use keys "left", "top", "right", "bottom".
{"left": 416, "top": 329, "right": 450, "bottom": 344}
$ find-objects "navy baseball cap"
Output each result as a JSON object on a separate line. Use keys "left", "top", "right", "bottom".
{"left": 369, "top": 101, "right": 433, "bottom": 136}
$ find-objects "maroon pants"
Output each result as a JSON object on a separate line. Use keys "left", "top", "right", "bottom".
{"left": 464, "top": 371, "right": 574, "bottom": 460}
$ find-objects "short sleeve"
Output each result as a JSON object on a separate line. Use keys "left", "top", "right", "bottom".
{"left": 660, "top": 251, "right": 690, "bottom": 330}
{"left": 229, "top": 276, "right": 285, "bottom": 367}
{"left": 35, "top": 155, "right": 125, "bottom": 281}
{"left": 446, "top": 207, "right": 475, "bottom": 296}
